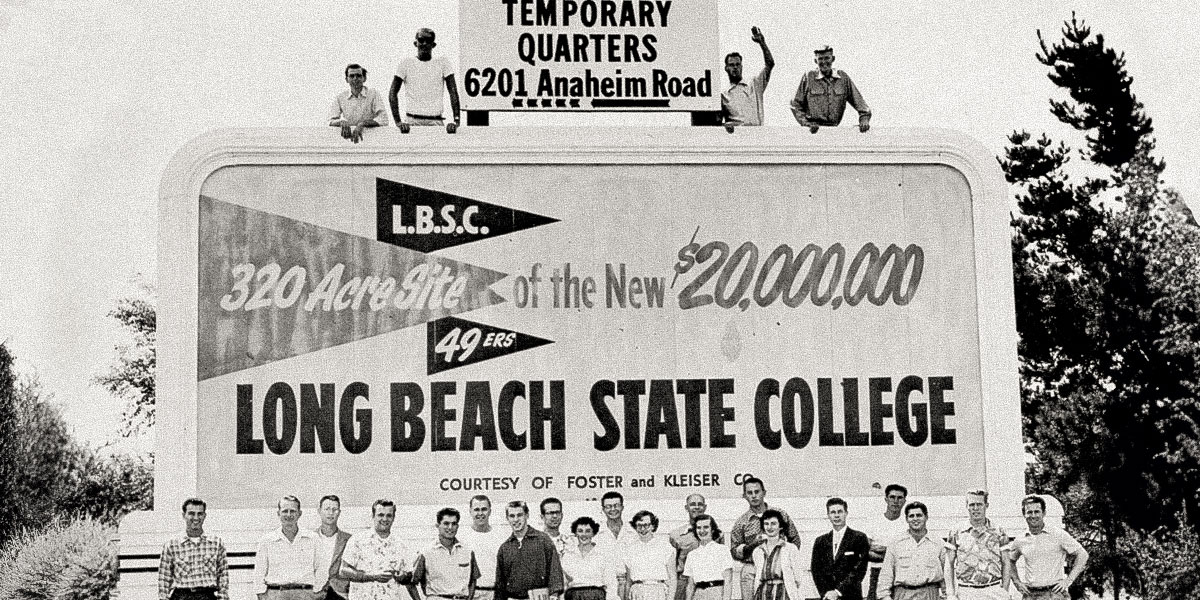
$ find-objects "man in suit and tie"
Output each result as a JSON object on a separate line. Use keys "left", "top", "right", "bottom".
{"left": 811, "top": 498, "right": 871, "bottom": 600}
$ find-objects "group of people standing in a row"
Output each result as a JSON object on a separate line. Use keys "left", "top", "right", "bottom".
{"left": 157, "top": 478, "right": 1087, "bottom": 600}
{"left": 327, "top": 27, "right": 871, "bottom": 143}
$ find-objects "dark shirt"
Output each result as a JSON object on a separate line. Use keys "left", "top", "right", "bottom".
{"left": 496, "top": 528, "right": 565, "bottom": 600}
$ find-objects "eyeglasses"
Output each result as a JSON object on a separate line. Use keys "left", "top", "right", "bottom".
{"left": 634, "top": 522, "right": 654, "bottom": 529}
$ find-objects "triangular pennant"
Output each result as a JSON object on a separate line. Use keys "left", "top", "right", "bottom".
{"left": 426, "top": 316, "right": 554, "bottom": 375}
{"left": 376, "top": 178, "right": 559, "bottom": 252}
{"left": 198, "top": 196, "right": 508, "bottom": 380}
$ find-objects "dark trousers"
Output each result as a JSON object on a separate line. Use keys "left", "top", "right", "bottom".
{"left": 171, "top": 589, "right": 218, "bottom": 600}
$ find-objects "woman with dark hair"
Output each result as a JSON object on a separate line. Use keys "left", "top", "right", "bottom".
{"left": 624, "top": 510, "right": 676, "bottom": 600}
{"left": 562, "top": 516, "right": 619, "bottom": 600}
{"left": 751, "top": 510, "right": 802, "bottom": 600}
{"left": 682, "top": 514, "right": 732, "bottom": 600}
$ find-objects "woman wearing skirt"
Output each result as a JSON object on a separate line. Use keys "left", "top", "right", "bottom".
{"left": 682, "top": 514, "right": 732, "bottom": 600}
{"left": 751, "top": 510, "right": 802, "bottom": 600}
{"left": 563, "top": 517, "right": 620, "bottom": 600}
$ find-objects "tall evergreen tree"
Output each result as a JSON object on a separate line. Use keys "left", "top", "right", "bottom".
{"left": 1002, "top": 14, "right": 1200, "bottom": 599}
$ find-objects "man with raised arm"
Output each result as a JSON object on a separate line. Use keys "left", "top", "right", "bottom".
{"left": 720, "top": 26, "right": 774, "bottom": 131}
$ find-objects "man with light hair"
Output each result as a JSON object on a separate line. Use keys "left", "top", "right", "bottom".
{"left": 496, "top": 500, "right": 564, "bottom": 600}
{"left": 458, "top": 495, "right": 509, "bottom": 600}
{"left": 790, "top": 45, "right": 871, "bottom": 133}
{"left": 340, "top": 499, "right": 421, "bottom": 600}
{"left": 1006, "top": 496, "right": 1088, "bottom": 600}
{"left": 943, "top": 490, "right": 1009, "bottom": 600}
{"left": 253, "top": 495, "right": 319, "bottom": 599}
{"left": 390, "top": 28, "right": 461, "bottom": 133}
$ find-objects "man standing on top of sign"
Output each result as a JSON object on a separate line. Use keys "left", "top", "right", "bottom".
{"left": 329, "top": 64, "right": 388, "bottom": 143}
{"left": 790, "top": 46, "right": 871, "bottom": 133}
{"left": 720, "top": 26, "right": 774, "bottom": 133}
{"left": 390, "top": 28, "right": 462, "bottom": 134}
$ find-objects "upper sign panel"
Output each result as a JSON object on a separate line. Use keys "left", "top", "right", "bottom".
{"left": 459, "top": 0, "right": 720, "bottom": 111}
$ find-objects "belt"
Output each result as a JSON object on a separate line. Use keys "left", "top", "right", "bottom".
{"left": 267, "top": 584, "right": 314, "bottom": 590}
{"left": 1027, "top": 585, "right": 1059, "bottom": 592}
{"left": 568, "top": 587, "right": 605, "bottom": 592}
{"left": 694, "top": 581, "right": 724, "bottom": 590}
{"left": 761, "top": 579, "right": 784, "bottom": 584}
{"left": 431, "top": 595, "right": 470, "bottom": 600}
{"left": 896, "top": 583, "right": 939, "bottom": 590}
{"left": 477, "top": 586, "right": 496, "bottom": 591}
{"left": 632, "top": 580, "right": 666, "bottom": 585}
{"left": 957, "top": 582, "right": 1001, "bottom": 589}
{"left": 174, "top": 588, "right": 217, "bottom": 593}
{"left": 407, "top": 113, "right": 444, "bottom": 120}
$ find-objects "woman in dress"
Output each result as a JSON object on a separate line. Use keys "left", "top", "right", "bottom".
{"left": 682, "top": 514, "right": 733, "bottom": 600}
{"left": 751, "top": 509, "right": 802, "bottom": 600}
{"left": 562, "top": 516, "right": 620, "bottom": 600}
{"left": 624, "top": 510, "right": 677, "bottom": 600}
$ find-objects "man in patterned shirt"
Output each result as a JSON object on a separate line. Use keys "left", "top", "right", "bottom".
{"left": 944, "top": 490, "right": 1009, "bottom": 600}
{"left": 340, "top": 499, "right": 422, "bottom": 600}
{"left": 158, "top": 498, "right": 229, "bottom": 600}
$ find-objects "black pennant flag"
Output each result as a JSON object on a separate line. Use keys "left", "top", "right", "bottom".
{"left": 377, "top": 178, "right": 558, "bottom": 253}
{"left": 426, "top": 316, "right": 554, "bottom": 375}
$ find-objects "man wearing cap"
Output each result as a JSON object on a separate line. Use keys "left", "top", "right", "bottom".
{"left": 790, "top": 46, "right": 871, "bottom": 133}
{"left": 720, "top": 26, "right": 774, "bottom": 131}
{"left": 390, "top": 28, "right": 461, "bottom": 133}
{"left": 943, "top": 490, "right": 1009, "bottom": 600}
{"left": 329, "top": 64, "right": 387, "bottom": 143}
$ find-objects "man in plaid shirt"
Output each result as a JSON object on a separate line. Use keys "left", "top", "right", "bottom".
{"left": 159, "top": 498, "right": 229, "bottom": 600}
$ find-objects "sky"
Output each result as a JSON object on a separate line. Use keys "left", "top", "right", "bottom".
{"left": 0, "top": 0, "right": 1196, "bottom": 449}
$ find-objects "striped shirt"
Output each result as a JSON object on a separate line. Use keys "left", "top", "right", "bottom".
{"left": 158, "top": 534, "right": 229, "bottom": 600}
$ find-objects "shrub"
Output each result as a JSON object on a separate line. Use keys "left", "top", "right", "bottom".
{"left": 0, "top": 518, "right": 118, "bottom": 600}
{"left": 1120, "top": 520, "right": 1200, "bottom": 600}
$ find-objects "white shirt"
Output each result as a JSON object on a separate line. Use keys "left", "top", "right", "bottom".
{"left": 458, "top": 525, "right": 510, "bottom": 587}
{"left": 395, "top": 56, "right": 453, "bottom": 118}
{"left": 831, "top": 527, "right": 846, "bottom": 558}
{"left": 682, "top": 541, "right": 733, "bottom": 583}
{"left": 562, "top": 544, "right": 619, "bottom": 600}
{"left": 623, "top": 535, "right": 674, "bottom": 582}
{"left": 253, "top": 528, "right": 319, "bottom": 593}
{"left": 314, "top": 529, "right": 342, "bottom": 590}
{"left": 597, "top": 523, "right": 638, "bottom": 576}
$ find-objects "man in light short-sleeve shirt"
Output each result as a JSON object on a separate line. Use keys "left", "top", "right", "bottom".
{"left": 390, "top": 28, "right": 461, "bottom": 132}
{"left": 1006, "top": 496, "right": 1088, "bottom": 600}
{"left": 340, "top": 500, "right": 421, "bottom": 600}
{"left": 720, "top": 26, "right": 774, "bottom": 131}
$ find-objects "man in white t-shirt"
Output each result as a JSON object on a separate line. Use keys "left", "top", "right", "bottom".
{"left": 389, "top": 28, "right": 461, "bottom": 133}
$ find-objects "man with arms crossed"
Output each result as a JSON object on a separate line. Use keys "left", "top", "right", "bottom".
{"left": 158, "top": 498, "right": 229, "bottom": 600}
{"left": 720, "top": 26, "right": 774, "bottom": 132}
{"left": 390, "top": 28, "right": 461, "bottom": 133}
{"left": 329, "top": 64, "right": 387, "bottom": 143}
{"left": 413, "top": 507, "right": 480, "bottom": 600}
{"left": 943, "top": 490, "right": 1009, "bottom": 600}
{"left": 729, "top": 477, "right": 800, "bottom": 600}
{"left": 866, "top": 485, "right": 908, "bottom": 600}
{"left": 254, "top": 495, "right": 319, "bottom": 599}
{"left": 459, "top": 495, "right": 510, "bottom": 600}
{"left": 877, "top": 502, "right": 945, "bottom": 600}
{"left": 340, "top": 499, "right": 421, "bottom": 600}
{"left": 811, "top": 498, "right": 870, "bottom": 600}
{"left": 316, "top": 495, "right": 354, "bottom": 600}
{"left": 496, "top": 500, "right": 565, "bottom": 600}
{"left": 1006, "top": 496, "right": 1088, "bottom": 600}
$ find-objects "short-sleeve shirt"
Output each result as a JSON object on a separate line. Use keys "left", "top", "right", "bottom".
{"left": 395, "top": 56, "right": 453, "bottom": 118}
{"left": 721, "top": 68, "right": 768, "bottom": 126}
{"left": 865, "top": 519, "right": 909, "bottom": 565}
{"left": 562, "top": 544, "right": 619, "bottom": 600}
{"left": 729, "top": 506, "right": 800, "bottom": 564}
{"left": 623, "top": 535, "right": 674, "bottom": 582}
{"left": 944, "top": 520, "right": 1008, "bottom": 586}
{"left": 681, "top": 541, "right": 733, "bottom": 583}
{"left": 1006, "top": 526, "right": 1084, "bottom": 588}
{"left": 328, "top": 86, "right": 388, "bottom": 126}
{"left": 414, "top": 538, "right": 479, "bottom": 597}
{"left": 596, "top": 525, "right": 639, "bottom": 576}
{"left": 877, "top": 533, "right": 944, "bottom": 594}
{"left": 459, "top": 526, "right": 510, "bottom": 588}
{"left": 342, "top": 530, "right": 419, "bottom": 600}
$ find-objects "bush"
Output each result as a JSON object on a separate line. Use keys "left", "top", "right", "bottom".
{"left": 1120, "top": 520, "right": 1200, "bottom": 600}
{"left": 58, "top": 452, "right": 154, "bottom": 524}
{"left": 0, "top": 518, "right": 118, "bottom": 600}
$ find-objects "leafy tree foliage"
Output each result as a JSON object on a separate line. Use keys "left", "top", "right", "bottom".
{"left": 1002, "top": 13, "right": 1200, "bottom": 600}
{"left": 95, "top": 284, "right": 156, "bottom": 436}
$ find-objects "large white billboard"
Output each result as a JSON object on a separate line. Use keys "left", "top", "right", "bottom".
{"left": 157, "top": 127, "right": 1022, "bottom": 511}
